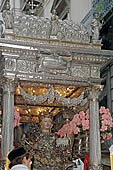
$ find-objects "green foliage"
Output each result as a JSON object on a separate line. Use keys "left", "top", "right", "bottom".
{"left": 96, "top": 4, "right": 104, "bottom": 13}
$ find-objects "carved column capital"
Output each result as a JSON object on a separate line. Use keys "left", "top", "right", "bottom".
{"left": 87, "top": 85, "right": 104, "bottom": 100}
{"left": 89, "top": 164, "right": 103, "bottom": 170}
{"left": 0, "top": 77, "right": 18, "bottom": 91}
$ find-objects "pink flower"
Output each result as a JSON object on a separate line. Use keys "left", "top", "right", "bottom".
{"left": 101, "top": 140, "right": 104, "bottom": 143}
{"left": 99, "top": 106, "right": 106, "bottom": 114}
{"left": 82, "top": 120, "right": 89, "bottom": 131}
{"left": 79, "top": 111, "right": 85, "bottom": 120}
{"left": 106, "top": 108, "right": 110, "bottom": 114}
{"left": 85, "top": 113, "right": 89, "bottom": 120}
{"left": 69, "top": 121, "right": 76, "bottom": 129}
{"left": 73, "top": 127, "right": 79, "bottom": 135}
{"left": 73, "top": 114, "right": 80, "bottom": 121}
{"left": 73, "top": 114, "right": 81, "bottom": 125}
{"left": 109, "top": 121, "right": 113, "bottom": 128}
{"left": 56, "top": 130, "right": 65, "bottom": 138}
{"left": 102, "top": 114, "right": 109, "bottom": 120}
{"left": 102, "top": 134, "right": 107, "bottom": 140}
{"left": 86, "top": 110, "right": 89, "bottom": 115}
{"left": 100, "top": 125, "right": 107, "bottom": 131}
{"left": 106, "top": 133, "right": 112, "bottom": 140}
{"left": 76, "top": 119, "right": 82, "bottom": 126}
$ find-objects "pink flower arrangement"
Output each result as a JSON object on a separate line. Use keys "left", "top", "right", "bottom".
{"left": 56, "top": 106, "right": 113, "bottom": 142}
{"left": 56, "top": 109, "right": 90, "bottom": 138}
{"left": 14, "top": 107, "right": 20, "bottom": 127}
{"left": 0, "top": 107, "right": 20, "bottom": 127}
{"left": 100, "top": 106, "right": 113, "bottom": 142}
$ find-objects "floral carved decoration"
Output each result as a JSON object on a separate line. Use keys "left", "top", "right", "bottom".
{"left": 56, "top": 106, "right": 113, "bottom": 143}
{"left": 18, "top": 85, "right": 84, "bottom": 107}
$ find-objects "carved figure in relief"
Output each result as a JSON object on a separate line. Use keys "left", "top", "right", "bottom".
{"left": 50, "top": 10, "right": 59, "bottom": 37}
{"left": 91, "top": 12, "right": 102, "bottom": 40}
{"left": 13, "top": 11, "right": 90, "bottom": 42}
{"left": 21, "top": 112, "right": 73, "bottom": 170}
{"left": 2, "top": 1, "right": 13, "bottom": 29}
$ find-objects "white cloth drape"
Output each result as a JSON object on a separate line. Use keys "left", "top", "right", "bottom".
{"left": 72, "top": 158, "right": 84, "bottom": 170}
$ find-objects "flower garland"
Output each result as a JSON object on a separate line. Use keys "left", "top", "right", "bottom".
{"left": 56, "top": 106, "right": 113, "bottom": 142}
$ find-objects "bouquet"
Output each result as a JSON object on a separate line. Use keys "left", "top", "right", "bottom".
{"left": 56, "top": 106, "right": 113, "bottom": 143}
{"left": 100, "top": 106, "right": 113, "bottom": 142}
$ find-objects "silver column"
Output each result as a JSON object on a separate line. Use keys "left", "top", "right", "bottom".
{"left": 89, "top": 85, "right": 103, "bottom": 170}
{"left": 1, "top": 79, "right": 15, "bottom": 162}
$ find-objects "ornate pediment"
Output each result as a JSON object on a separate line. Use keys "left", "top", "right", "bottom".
{"left": 13, "top": 13, "right": 90, "bottom": 43}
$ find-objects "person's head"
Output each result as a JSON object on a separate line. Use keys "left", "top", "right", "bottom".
{"left": 39, "top": 112, "right": 53, "bottom": 133}
{"left": 8, "top": 146, "right": 32, "bottom": 169}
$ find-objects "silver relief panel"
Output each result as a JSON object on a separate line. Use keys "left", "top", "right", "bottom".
{"left": 5, "top": 58, "right": 16, "bottom": 71}
{"left": 91, "top": 66, "right": 100, "bottom": 78}
{"left": 71, "top": 65, "right": 90, "bottom": 78}
{"left": 36, "top": 54, "right": 72, "bottom": 75}
{"left": 17, "top": 60, "right": 36, "bottom": 73}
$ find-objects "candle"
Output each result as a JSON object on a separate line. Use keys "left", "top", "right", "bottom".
{"left": 109, "top": 145, "right": 113, "bottom": 170}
